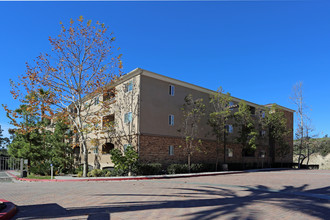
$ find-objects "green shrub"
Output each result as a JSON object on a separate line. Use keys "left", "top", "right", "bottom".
{"left": 74, "top": 165, "right": 83, "bottom": 174}
{"left": 190, "top": 163, "right": 204, "bottom": 173}
{"left": 167, "top": 163, "right": 214, "bottom": 174}
{"left": 167, "top": 164, "right": 189, "bottom": 174}
{"left": 30, "top": 161, "right": 51, "bottom": 176}
{"left": 92, "top": 169, "right": 102, "bottom": 177}
{"left": 110, "top": 145, "right": 138, "bottom": 175}
{"left": 137, "top": 163, "right": 162, "bottom": 175}
{"left": 87, "top": 169, "right": 105, "bottom": 177}
{"left": 110, "top": 168, "right": 126, "bottom": 177}
{"left": 104, "top": 171, "right": 111, "bottom": 177}
{"left": 77, "top": 171, "right": 83, "bottom": 177}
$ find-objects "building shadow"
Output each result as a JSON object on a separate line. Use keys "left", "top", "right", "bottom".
{"left": 13, "top": 184, "right": 330, "bottom": 219}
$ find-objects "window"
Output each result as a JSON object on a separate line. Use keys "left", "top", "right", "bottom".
{"left": 169, "top": 145, "right": 174, "bottom": 155}
{"left": 94, "top": 96, "right": 99, "bottom": 105}
{"left": 93, "top": 146, "right": 99, "bottom": 154}
{"left": 259, "top": 150, "right": 266, "bottom": 158}
{"left": 102, "top": 143, "right": 114, "bottom": 154}
{"left": 260, "top": 130, "right": 266, "bottom": 137}
{"left": 249, "top": 106, "right": 256, "bottom": 115}
{"left": 125, "top": 81, "right": 133, "bottom": 93}
{"left": 228, "top": 101, "right": 237, "bottom": 110}
{"left": 260, "top": 111, "right": 265, "bottom": 118}
{"left": 227, "top": 148, "right": 233, "bottom": 157}
{"left": 103, "top": 90, "right": 115, "bottom": 102}
{"left": 169, "top": 114, "right": 174, "bottom": 126}
{"left": 103, "top": 114, "right": 115, "bottom": 128}
{"left": 124, "top": 112, "right": 132, "bottom": 124}
{"left": 169, "top": 85, "right": 175, "bottom": 96}
{"left": 226, "top": 125, "right": 233, "bottom": 133}
{"left": 123, "top": 144, "right": 131, "bottom": 152}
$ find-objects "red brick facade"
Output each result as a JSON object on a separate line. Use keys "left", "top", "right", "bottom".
{"left": 138, "top": 134, "right": 286, "bottom": 167}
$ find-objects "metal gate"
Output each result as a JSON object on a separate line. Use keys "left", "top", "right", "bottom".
{"left": 0, "top": 156, "right": 21, "bottom": 171}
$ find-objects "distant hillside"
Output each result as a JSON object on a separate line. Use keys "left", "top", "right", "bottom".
{"left": 294, "top": 137, "right": 330, "bottom": 157}
{"left": 293, "top": 137, "right": 330, "bottom": 169}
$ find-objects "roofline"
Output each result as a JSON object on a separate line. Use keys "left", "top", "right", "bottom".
{"left": 264, "top": 103, "right": 295, "bottom": 113}
{"left": 104, "top": 67, "right": 295, "bottom": 112}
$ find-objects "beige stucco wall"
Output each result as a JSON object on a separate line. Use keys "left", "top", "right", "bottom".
{"left": 139, "top": 74, "right": 214, "bottom": 139}
{"left": 73, "top": 74, "right": 141, "bottom": 169}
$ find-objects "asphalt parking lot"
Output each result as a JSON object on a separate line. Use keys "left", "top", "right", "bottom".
{"left": 1, "top": 169, "right": 329, "bottom": 219}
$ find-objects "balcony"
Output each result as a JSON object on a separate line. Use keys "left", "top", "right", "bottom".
{"left": 103, "top": 90, "right": 116, "bottom": 103}
{"left": 102, "top": 114, "right": 115, "bottom": 131}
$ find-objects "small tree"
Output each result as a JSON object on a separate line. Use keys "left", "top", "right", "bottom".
{"left": 110, "top": 145, "right": 138, "bottom": 176}
{"left": 179, "top": 94, "right": 205, "bottom": 172}
{"left": 47, "top": 120, "right": 74, "bottom": 174}
{"left": 208, "top": 87, "right": 232, "bottom": 170}
{"left": 263, "top": 104, "right": 290, "bottom": 167}
{"left": 7, "top": 105, "right": 48, "bottom": 174}
{"left": 234, "top": 101, "right": 258, "bottom": 158}
{"left": 5, "top": 16, "right": 123, "bottom": 177}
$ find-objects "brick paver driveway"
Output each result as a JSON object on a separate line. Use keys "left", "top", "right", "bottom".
{"left": 1, "top": 169, "right": 329, "bottom": 219}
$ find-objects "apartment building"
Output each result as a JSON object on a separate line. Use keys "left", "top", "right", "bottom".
{"left": 73, "top": 68, "right": 294, "bottom": 170}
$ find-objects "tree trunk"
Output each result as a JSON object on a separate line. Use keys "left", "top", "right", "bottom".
{"left": 306, "top": 145, "right": 310, "bottom": 165}
{"left": 298, "top": 138, "right": 303, "bottom": 169}
{"left": 188, "top": 144, "right": 191, "bottom": 173}
{"left": 215, "top": 142, "right": 219, "bottom": 171}
{"left": 82, "top": 140, "right": 88, "bottom": 177}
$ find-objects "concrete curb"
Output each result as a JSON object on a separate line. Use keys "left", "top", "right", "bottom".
{"left": 6, "top": 170, "right": 248, "bottom": 182}
{"left": 0, "top": 199, "right": 17, "bottom": 220}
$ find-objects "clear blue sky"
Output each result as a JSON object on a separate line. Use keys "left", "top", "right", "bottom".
{"left": 1, "top": 1, "right": 329, "bottom": 138}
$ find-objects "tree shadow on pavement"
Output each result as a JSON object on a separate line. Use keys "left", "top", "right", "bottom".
{"left": 13, "top": 184, "right": 330, "bottom": 219}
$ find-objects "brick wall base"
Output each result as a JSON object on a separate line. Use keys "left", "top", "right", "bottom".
{"left": 139, "top": 134, "right": 291, "bottom": 167}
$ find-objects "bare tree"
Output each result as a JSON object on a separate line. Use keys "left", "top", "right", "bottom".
{"left": 290, "top": 82, "right": 310, "bottom": 168}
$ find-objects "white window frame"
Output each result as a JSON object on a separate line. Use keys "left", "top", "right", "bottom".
{"left": 169, "top": 145, "right": 174, "bottom": 155}
{"left": 169, "top": 114, "right": 174, "bottom": 126}
{"left": 124, "top": 112, "right": 132, "bottom": 124}
{"left": 169, "top": 85, "right": 175, "bottom": 96}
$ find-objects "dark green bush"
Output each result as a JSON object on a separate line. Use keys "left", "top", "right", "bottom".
{"left": 30, "top": 161, "right": 52, "bottom": 176}
{"left": 167, "top": 163, "right": 215, "bottom": 174}
{"left": 167, "top": 164, "right": 189, "bottom": 174}
{"left": 110, "top": 168, "right": 126, "bottom": 177}
{"left": 137, "top": 163, "right": 162, "bottom": 175}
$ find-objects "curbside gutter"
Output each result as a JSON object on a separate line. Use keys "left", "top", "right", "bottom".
{"left": 0, "top": 199, "right": 17, "bottom": 220}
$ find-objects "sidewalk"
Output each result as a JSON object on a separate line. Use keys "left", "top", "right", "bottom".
{"left": 5, "top": 168, "right": 291, "bottom": 182}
